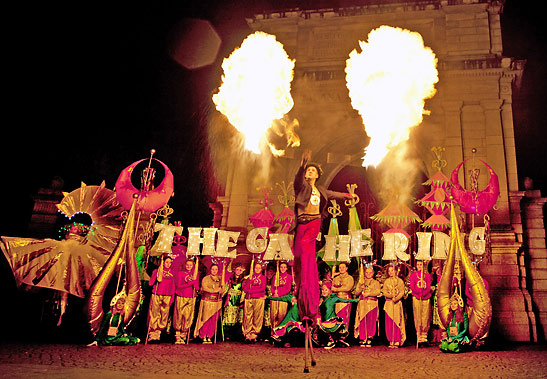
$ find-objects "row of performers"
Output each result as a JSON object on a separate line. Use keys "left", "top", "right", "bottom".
{"left": 93, "top": 255, "right": 481, "bottom": 353}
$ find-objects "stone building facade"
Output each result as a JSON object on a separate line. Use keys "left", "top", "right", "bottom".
{"left": 209, "top": 0, "right": 545, "bottom": 341}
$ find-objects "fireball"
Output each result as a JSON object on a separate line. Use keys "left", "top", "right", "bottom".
{"left": 213, "top": 31, "right": 297, "bottom": 155}
{"left": 345, "top": 25, "right": 438, "bottom": 167}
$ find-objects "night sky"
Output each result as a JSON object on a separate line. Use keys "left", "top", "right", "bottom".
{"left": 3, "top": 1, "right": 546, "bottom": 237}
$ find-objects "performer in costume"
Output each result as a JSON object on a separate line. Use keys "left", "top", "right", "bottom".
{"left": 316, "top": 282, "right": 359, "bottom": 349}
{"left": 292, "top": 150, "right": 353, "bottom": 324}
{"left": 173, "top": 259, "right": 199, "bottom": 344}
{"left": 431, "top": 263, "right": 446, "bottom": 342}
{"left": 222, "top": 262, "right": 245, "bottom": 341}
{"left": 242, "top": 261, "right": 267, "bottom": 343}
{"left": 194, "top": 264, "right": 224, "bottom": 343}
{"left": 270, "top": 261, "right": 293, "bottom": 329}
{"left": 439, "top": 293, "right": 470, "bottom": 353}
{"left": 320, "top": 266, "right": 333, "bottom": 287}
{"left": 292, "top": 150, "right": 353, "bottom": 372}
{"left": 90, "top": 292, "right": 140, "bottom": 346}
{"left": 332, "top": 261, "right": 354, "bottom": 337}
{"left": 148, "top": 255, "right": 175, "bottom": 342}
{"left": 268, "top": 293, "right": 304, "bottom": 346}
{"left": 410, "top": 260, "right": 433, "bottom": 345}
{"left": 382, "top": 264, "right": 406, "bottom": 348}
{"left": 354, "top": 265, "right": 381, "bottom": 347}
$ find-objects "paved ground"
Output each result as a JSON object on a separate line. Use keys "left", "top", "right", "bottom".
{"left": 0, "top": 342, "right": 546, "bottom": 379}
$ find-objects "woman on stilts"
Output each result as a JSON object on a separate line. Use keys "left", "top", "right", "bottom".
{"left": 292, "top": 150, "right": 353, "bottom": 373}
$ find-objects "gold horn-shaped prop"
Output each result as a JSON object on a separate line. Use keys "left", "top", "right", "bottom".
{"left": 436, "top": 201, "right": 492, "bottom": 340}
{"left": 124, "top": 204, "right": 142, "bottom": 327}
{"left": 86, "top": 194, "right": 141, "bottom": 336}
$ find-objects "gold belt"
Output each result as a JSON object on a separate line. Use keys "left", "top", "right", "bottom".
{"left": 336, "top": 291, "right": 351, "bottom": 299}
{"left": 202, "top": 293, "right": 221, "bottom": 301}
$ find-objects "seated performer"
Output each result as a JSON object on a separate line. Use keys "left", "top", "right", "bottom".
{"left": 332, "top": 262, "right": 354, "bottom": 335}
{"left": 173, "top": 259, "right": 199, "bottom": 344}
{"left": 148, "top": 255, "right": 175, "bottom": 343}
{"left": 194, "top": 264, "right": 224, "bottom": 343}
{"left": 410, "top": 260, "right": 433, "bottom": 346}
{"left": 270, "top": 261, "right": 293, "bottom": 329}
{"left": 268, "top": 293, "right": 304, "bottom": 346}
{"left": 91, "top": 292, "right": 140, "bottom": 346}
{"left": 382, "top": 264, "right": 406, "bottom": 348}
{"left": 439, "top": 293, "right": 470, "bottom": 353}
{"left": 354, "top": 265, "right": 381, "bottom": 347}
{"left": 222, "top": 262, "right": 245, "bottom": 341}
{"left": 242, "top": 262, "right": 267, "bottom": 343}
{"left": 316, "top": 282, "right": 358, "bottom": 349}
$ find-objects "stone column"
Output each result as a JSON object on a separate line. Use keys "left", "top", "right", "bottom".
{"left": 499, "top": 82, "right": 520, "bottom": 195}
{"left": 224, "top": 154, "right": 250, "bottom": 231}
{"left": 487, "top": 1, "right": 503, "bottom": 56}
{"left": 521, "top": 188, "right": 547, "bottom": 341}
{"left": 442, "top": 100, "right": 464, "bottom": 173}
{"left": 482, "top": 99, "right": 509, "bottom": 225}
{"left": 481, "top": 229, "right": 536, "bottom": 341}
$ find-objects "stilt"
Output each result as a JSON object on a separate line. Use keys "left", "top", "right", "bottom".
{"left": 309, "top": 326, "right": 316, "bottom": 367}
{"left": 304, "top": 324, "right": 310, "bottom": 373}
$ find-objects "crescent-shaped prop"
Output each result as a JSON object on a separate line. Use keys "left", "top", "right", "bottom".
{"left": 450, "top": 159, "right": 499, "bottom": 214}
{"left": 115, "top": 158, "right": 174, "bottom": 213}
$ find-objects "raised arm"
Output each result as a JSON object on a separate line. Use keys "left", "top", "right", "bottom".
{"left": 295, "top": 150, "right": 312, "bottom": 189}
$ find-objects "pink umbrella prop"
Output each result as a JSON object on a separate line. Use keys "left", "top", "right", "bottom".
{"left": 249, "top": 187, "right": 275, "bottom": 229}
{"left": 371, "top": 199, "right": 422, "bottom": 237}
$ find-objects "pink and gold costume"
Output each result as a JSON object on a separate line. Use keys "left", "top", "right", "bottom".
{"left": 242, "top": 272, "right": 267, "bottom": 341}
{"left": 332, "top": 271, "right": 354, "bottom": 331}
{"left": 194, "top": 273, "right": 223, "bottom": 340}
{"left": 148, "top": 266, "right": 175, "bottom": 341}
{"left": 270, "top": 271, "right": 293, "bottom": 329}
{"left": 410, "top": 269, "right": 433, "bottom": 343}
{"left": 173, "top": 268, "right": 199, "bottom": 343}
{"left": 354, "top": 277, "right": 381, "bottom": 343}
{"left": 382, "top": 275, "right": 406, "bottom": 346}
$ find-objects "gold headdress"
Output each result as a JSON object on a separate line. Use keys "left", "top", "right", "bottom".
{"left": 450, "top": 292, "right": 464, "bottom": 309}
{"left": 110, "top": 289, "right": 127, "bottom": 307}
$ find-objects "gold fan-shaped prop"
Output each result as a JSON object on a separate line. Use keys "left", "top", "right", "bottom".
{"left": 57, "top": 181, "right": 124, "bottom": 252}
{"left": 1, "top": 182, "right": 124, "bottom": 298}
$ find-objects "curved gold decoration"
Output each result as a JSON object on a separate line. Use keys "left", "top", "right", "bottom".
{"left": 437, "top": 202, "right": 492, "bottom": 341}
{"left": 328, "top": 200, "right": 343, "bottom": 218}
{"left": 86, "top": 195, "right": 142, "bottom": 336}
{"left": 344, "top": 184, "right": 360, "bottom": 207}
{"left": 431, "top": 146, "right": 447, "bottom": 171}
